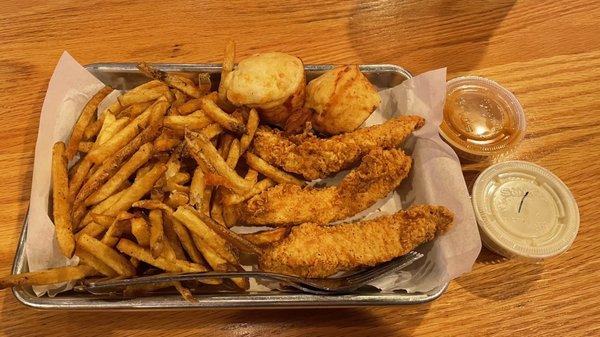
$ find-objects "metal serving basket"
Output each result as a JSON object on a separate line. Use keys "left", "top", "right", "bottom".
{"left": 11, "top": 63, "right": 448, "bottom": 309}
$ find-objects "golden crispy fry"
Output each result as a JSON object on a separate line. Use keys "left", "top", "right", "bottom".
{"left": 171, "top": 89, "right": 187, "bottom": 108}
{"left": 173, "top": 281, "right": 196, "bottom": 303}
{"left": 198, "top": 73, "right": 212, "bottom": 95}
{"left": 117, "top": 83, "right": 169, "bottom": 107}
{"left": 163, "top": 114, "right": 212, "bottom": 131}
{"left": 201, "top": 98, "right": 247, "bottom": 134}
{"left": 65, "top": 86, "right": 113, "bottom": 159}
{"left": 245, "top": 169, "right": 259, "bottom": 184}
{"left": 225, "top": 139, "right": 241, "bottom": 168}
{"left": 218, "top": 134, "right": 234, "bottom": 159}
{"left": 173, "top": 206, "right": 238, "bottom": 265}
{"left": 116, "top": 101, "right": 153, "bottom": 119}
{"left": 75, "top": 246, "right": 118, "bottom": 277}
{"left": 75, "top": 221, "right": 106, "bottom": 240}
{"left": 166, "top": 190, "right": 189, "bottom": 208}
{"left": 77, "top": 141, "right": 94, "bottom": 153}
{"left": 89, "top": 213, "right": 114, "bottom": 228}
{"left": 97, "top": 116, "right": 130, "bottom": 146}
{"left": 148, "top": 209, "right": 165, "bottom": 258}
{"left": 222, "top": 178, "right": 275, "bottom": 206}
{"left": 72, "top": 203, "right": 87, "bottom": 229}
{"left": 201, "top": 188, "right": 213, "bottom": 215}
{"left": 173, "top": 98, "right": 202, "bottom": 115}
{"left": 95, "top": 112, "right": 116, "bottom": 145}
{"left": 241, "top": 228, "right": 289, "bottom": 247}
{"left": 131, "top": 217, "right": 151, "bottom": 247}
{"left": 218, "top": 40, "right": 235, "bottom": 103}
{"left": 83, "top": 118, "right": 103, "bottom": 140}
{"left": 116, "top": 239, "right": 207, "bottom": 273}
{"left": 137, "top": 63, "right": 200, "bottom": 98}
{"left": 81, "top": 189, "right": 127, "bottom": 227}
{"left": 68, "top": 159, "right": 93, "bottom": 202}
{"left": 211, "top": 198, "right": 225, "bottom": 226}
{"left": 52, "top": 142, "right": 75, "bottom": 258}
{"left": 189, "top": 167, "right": 205, "bottom": 208}
{"left": 240, "top": 108, "right": 259, "bottom": 154}
{"left": 185, "top": 132, "right": 252, "bottom": 194}
{"left": 154, "top": 129, "right": 181, "bottom": 152}
{"left": 85, "top": 143, "right": 154, "bottom": 206}
{"left": 101, "top": 214, "right": 133, "bottom": 247}
{"left": 167, "top": 216, "right": 203, "bottom": 264}
{"left": 103, "top": 163, "right": 167, "bottom": 217}
{"left": 78, "top": 234, "right": 136, "bottom": 276}
{"left": 246, "top": 152, "right": 305, "bottom": 186}
{"left": 0, "top": 265, "right": 97, "bottom": 290}
{"left": 162, "top": 215, "right": 187, "bottom": 260}
{"left": 86, "top": 98, "right": 167, "bottom": 164}
{"left": 172, "top": 172, "right": 190, "bottom": 185}
{"left": 75, "top": 104, "right": 166, "bottom": 207}
{"left": 201, "top": 123, "right": 224, "bottom": 140}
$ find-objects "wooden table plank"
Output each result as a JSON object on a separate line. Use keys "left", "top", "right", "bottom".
{"left": 0, "top": 1, "right": 599, "bottom": 336}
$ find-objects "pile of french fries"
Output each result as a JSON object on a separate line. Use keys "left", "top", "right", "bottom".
{"left": 0, "top": 42, "right": 304, "bottom": 301}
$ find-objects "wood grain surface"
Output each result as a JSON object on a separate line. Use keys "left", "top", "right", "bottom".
{"left": 1, "top": 1, "right": 599, "bottom": 336}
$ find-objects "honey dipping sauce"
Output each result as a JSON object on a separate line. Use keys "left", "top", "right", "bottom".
{"left": 439, "top": 76, "right": 526, "bottom": 161}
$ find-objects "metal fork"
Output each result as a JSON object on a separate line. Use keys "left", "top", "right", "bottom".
{"left": 76, "top": 251, "right": 423, "bottom": 296}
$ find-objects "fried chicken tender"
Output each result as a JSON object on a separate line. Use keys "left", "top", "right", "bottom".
{"left": 238, "top": 148, "right": 412, "bottom": 226}
{"left": 252, "top": 115, "right": 424, "bottom": 180}
{"left": 259, "top": 205, "right": 453, "bottom": 278}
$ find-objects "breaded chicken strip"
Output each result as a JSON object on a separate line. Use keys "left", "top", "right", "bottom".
{"left": 252, "top": 115, "right": 424, "bottom": 180}
{"left": 237, "top": 148, "right": 411, "bottom": 226}
{"left": 259, "top": 205, "right": 453, "bottom": 278}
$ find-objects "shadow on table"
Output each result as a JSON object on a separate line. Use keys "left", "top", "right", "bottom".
{"left": 0, "top": 296, "right": 432, "bottom": 336}
{"left": 455, "top": 247, "right": 543, "bottom": 301}
{"left": 347, "top": 0, "right": 516, "bottom": 74}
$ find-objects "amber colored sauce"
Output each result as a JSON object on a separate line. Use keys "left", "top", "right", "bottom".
{"left": 440, "top": 85, "right": 522, "bottom": 157}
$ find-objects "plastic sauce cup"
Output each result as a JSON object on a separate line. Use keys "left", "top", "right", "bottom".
{"left": 440, "top": 76, "right": 526, "bottom": 161}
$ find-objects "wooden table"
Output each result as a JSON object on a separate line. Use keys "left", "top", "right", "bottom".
{"left": 1, "top": 1, "right": 599, "bottom": 335}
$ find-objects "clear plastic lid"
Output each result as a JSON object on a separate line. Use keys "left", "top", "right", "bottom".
{"left": 440, "top": 76, "right": 526, "bottom": 161}
{"left": 471, "top": 161, "right": 579, "bottom": 261}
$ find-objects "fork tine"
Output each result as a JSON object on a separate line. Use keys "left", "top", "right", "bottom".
{"left": 346, "top": 252, "right": 423, "bottom": 285}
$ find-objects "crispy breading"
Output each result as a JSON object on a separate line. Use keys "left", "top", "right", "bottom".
{"left": 252, "top": 115, "right": 424, "bottom": 180}
{"left": 237, "top": 148, "right": 411, "bottom": 226}
{"left": 259, "top": 205, "right": 453, "bottom": 278}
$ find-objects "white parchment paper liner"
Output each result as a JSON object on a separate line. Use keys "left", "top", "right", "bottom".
{"left": 25, "top": 52, "right": 481, "bottom": 296}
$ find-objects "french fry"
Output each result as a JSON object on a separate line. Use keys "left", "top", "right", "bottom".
{"left": 217, "top": 134, "right": 234, "bottom": 159}
{"left": 95, "top": 112, "right": 116, "bottom": 145}
{"left": 117, "top": 83, "right": 169, "bottom": 107}
{"left": 185, "top": 132, "right": 252, "bottom": 194}
{"left": 167, "top": 216, "right": 204, "bottom": 264}
{"left": 198, "top": 73, "right": 212, "bottom": 95}
{"left": 154, "top": 129, "right": 181, "bottom": 152}
{"left": 171, "top": 172, "right": 190, "bottom": 185}
{"left": 201, "top": 98, "right": 247, "bottom": 134}
{"left": 130, "top": 257, "right": 140, "bottom": 268}
{"left": 189, "top": 167, "right": 205, "bottom": 208}
{"left": 241, "top": 228, "right": 289, "bottom": 247}
{"left": 201, "top": 188, "right": 213, "bottom": 215}
{"left": 68, "top": 159, "right": 93, "bottom": 201}
{"left": 245, "top": 169, "right": 259, "bottom": 185}
{"left": 101, "top": 213, "right": 134, "bottom": 247}
{"left": 0, "top": 265, "right": 97, "bottom": 290}
{"left": 172, "top": 206, "right": 238, "bottom": 265}
{"left": 65, "top": 86, "right": 113, "bottom": 160}
{"left": 75, "top": 221, "right": 106, "bottom": 240}
{"left": 163, "top": 114, "right": 212, "bottom": 131}
{"left": 83, "top": 119, "right": 103, "bottom": 140}
{"left": 218, "top": 40, "right": 235, "bottom": 103}
{"left": 116, "top": 101, "right": 153, "bottom": 119}
{"left": 102, "top": 163, "right": 167, "bottom": 217}
{"left": 74, "top": 102, "right": 166, "bottom": 206}
{"left": 85, "top": 143, "right": 154, "bottom": 206}
{"left": 72, "top": 203, "right": 87, "bottom": 229}
{"left": 148, "top": 209, "right": 165, "bottom": 258}
{"left": 210, "top": 198, "right": 225, "bottom": 226}
{"left": 171, "top": 89, "right": 187, "bottom": 108}
{"left": 222, "top": 178, "right": 275, "bottom": 206}
{"left": 137, "top": 63, "right": 200, "bottom": 98}
{"left": 190, "top": 234, "right": 229, "bottom": 271}
{"left": 200, "top": 123, "right": 224, "bottom": 140}
{"left": 225, "top": 139, "right": 241, "bottom": 168}
{"left": 77, "top": 141, "right": 94, "bottom": 153}
{"left": 75, "top": 246, "right": 118, "bottom": 277}
{"left": 166, "top": 190, "right": 189, "bottom": 208}
{"left": 89, "top": 213, "right": 115, "bottom": 228}
{"left": 173, "top": 98, "right": 203, "bottom": 115}
{"left": 52, "top": 142, "right": 75, "bottom": 257}
{"left": 116, "top": 239, "right": 207, "bottom": 273}
{"left": 78, "top": 234, "right": 136, "bottom": 276}
{"left": 96, "top": 116, "right": 130, "bottom": 146}
{"left": 86, "top": 98, "right": 167, "bottom": 164}
{"left": 240, "top": 108, "right": 259, "bottom": 154}
{"left": 81, "top": 189, "right": 128, "bottom": 227}
{"left": 173, "top": 282, "right": 196, "bottom": 303}
{"left": 131, "top": 217, "right": 151, "bottom": 247}
{"left": 245, "top": 152, "right": 305, "bottom": 186}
